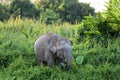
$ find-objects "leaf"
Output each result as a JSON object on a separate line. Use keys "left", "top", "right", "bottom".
{"left": 22, "top": 31, "right": 28, "bottom": 38}
{"left": 60, "top": 63, "right": 66, "bottom": 68}
{"left": 76, "top": 56, "right": 84, "bottom": 65}
{"left": 29, "top": 27, "right": 33, "bottom": 34}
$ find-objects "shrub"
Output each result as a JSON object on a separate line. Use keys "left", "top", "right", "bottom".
{"left": 0, "top": 4, "right": 10, "bottom": 21}
{"left": 10, "top": 0, "right": 40, "bottom": 19}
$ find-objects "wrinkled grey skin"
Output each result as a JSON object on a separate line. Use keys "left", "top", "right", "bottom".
{"left": 34, "top": 32, "right": 72, "bottom": 69}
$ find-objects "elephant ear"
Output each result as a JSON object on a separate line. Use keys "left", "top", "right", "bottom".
{"left": 50, "top": 46, "right": 57, "bottom": 54}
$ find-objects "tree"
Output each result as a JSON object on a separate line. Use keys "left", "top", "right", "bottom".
{"left": 35, "top": 0, "right": 95, "bottom": 24}
{"left": 59, "top": 2, "right": 95, "bottom": 24}
{"left": 35, "top": 0, "right": 62, "bottom": 24}
{"left": 0, "top": 4, "right": 10, "bottom": 21}
{"left": 10, "top": 0, "right": 40, "bottom": 19}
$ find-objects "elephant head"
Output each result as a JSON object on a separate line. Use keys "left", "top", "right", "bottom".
{"left": 49, "top": 38, "right": 72, "bottom": 69}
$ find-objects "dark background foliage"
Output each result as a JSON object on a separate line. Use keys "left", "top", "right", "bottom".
{"left": 0, "top": 4, "right": 10, "bottom": 21}
{"left": 10, "top": 0, "right": 40, "bottom": 19}
{"left": 0, "top": 0, "right": 95, "bottom": 24}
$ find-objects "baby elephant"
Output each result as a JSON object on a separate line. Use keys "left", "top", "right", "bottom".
{"left": 34, "top": 32, "right": 72, "bottom": 69}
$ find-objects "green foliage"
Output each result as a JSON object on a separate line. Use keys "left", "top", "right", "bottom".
{"left": 82, "top": 0, "right": 120, "bottom": 37}
{"left": 76, "top": 55, "right": 84, "bottom": 65}
{"left": 0, "top": 3, "right": 10, "bottom": 21}
{"left": 40, "top": 9, "right": 60, "bottom": 24}
{"left": 10, "top": 0, "right": 40, "bottom": 19}
{"left": 59, "top": 2, "right": 95, "bottom": 24}
{"left": 0, "top": 0, "right": 95, "bottom": 23}
{"left": 0, "top": 17, "right": 120, "bottom": 79}
{"left": 35, "top": 0, "right": 95, "bottom": 24}
{"left": 0, "top": 0, "right": 120, "bottom": 79}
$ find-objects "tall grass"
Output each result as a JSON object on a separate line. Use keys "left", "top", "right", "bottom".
{"left": 0, "top": 17, "right": 120, "bottom": 80}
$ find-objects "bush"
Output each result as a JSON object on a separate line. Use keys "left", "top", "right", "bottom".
{"left": 81, "top": 0, "right": 120, "bottom": 38}
{"left": 10, "top": 0, "right": 40, "bottom": 19}
{"left": 35, "top": 0, "right": 95, "bottom": 24}
{"left": 59, "top": 2, "right": 95, "bottom": 24}
{"left": 40, "top": 9, "right": 60, "bottom": 24}
{"left": 0, "top": 4, "right": 10, "bottom": 21}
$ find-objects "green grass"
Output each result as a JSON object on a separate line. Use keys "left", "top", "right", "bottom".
{"left": 0, "top": 17, "right": 120, "bottom": 80}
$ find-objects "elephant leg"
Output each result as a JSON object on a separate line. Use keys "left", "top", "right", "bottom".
{"left": 45, "top": 50, "right": 54, "bottom": 67}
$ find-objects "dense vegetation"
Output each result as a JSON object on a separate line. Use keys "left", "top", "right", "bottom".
{"left": 0, "top": 0, "right": 120, "bottom": 80}
{"left": 0, "top": 0, "right": 95, "bottom": 24}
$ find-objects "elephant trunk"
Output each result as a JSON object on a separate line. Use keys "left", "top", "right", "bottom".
{"left": 64, "top": 48, "right": 72, "bottom": 69}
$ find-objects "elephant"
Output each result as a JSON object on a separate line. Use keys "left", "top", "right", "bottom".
{"left": 34, "top": 32, "right": 72, "bottom": 69}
